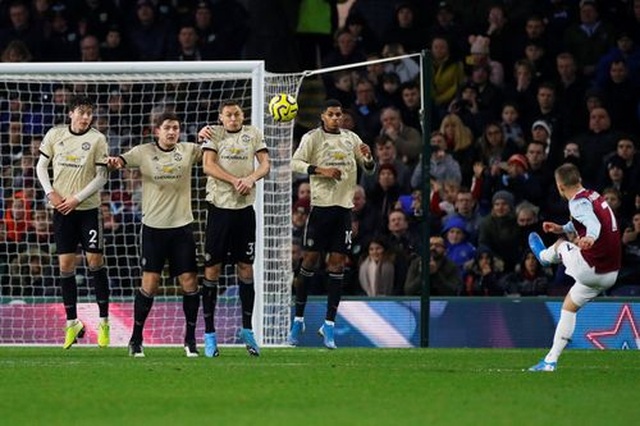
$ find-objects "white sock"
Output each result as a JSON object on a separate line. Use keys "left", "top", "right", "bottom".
{"left": 540, "top": 246, "right": 560, "bottom": 264}
{"left": 294, "top": 316, "right": 304, "bottom": 323}
{"left": 66, "top": 319, "right": 78, "bottom": 327}
{"left": 324, "top": 320, "right": 335, "bottom": 326}
{"left": 99, "top": 317, "right": 109, "bottom": 324}
{"left": 545, "top": 310, "right": 576, "bottom": 363}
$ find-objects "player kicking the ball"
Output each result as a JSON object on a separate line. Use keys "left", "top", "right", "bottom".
{"left": 528, "top": 163, "right": 621, "bottom": 371}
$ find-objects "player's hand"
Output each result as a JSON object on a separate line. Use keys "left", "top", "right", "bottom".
{"left": 56, "top": 196, "right": 80, "bottom": 215}
{"left": 198, "top": 125, "right": 215, "bottom": 142}
{"left": 106, "top": 157, "right": 123, "bottom": 170}
{"left": 542, "top": 221, "right": 563, "bottom": 234}
{"left": 47, "top": 191, "right": 64, "bottom": 208}
{"left": 359, "top": 144, "right": 373, "bottom": 161}
{"left": 576, "top": 236, "right": 595, "bottom": 250}
{"left": 318, "top": 167, "right": 341, "bottom": 180}
{"left": 235, "top": 176, "right": 255, "bottom": 195}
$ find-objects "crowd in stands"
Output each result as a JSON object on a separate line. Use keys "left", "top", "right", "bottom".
{"left": 1, "top": 0, "right": 640, "bottom": 298}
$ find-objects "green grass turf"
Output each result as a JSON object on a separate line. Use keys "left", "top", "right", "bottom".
{"left": 1, "top": 347, "right": 639, "bottom": 426}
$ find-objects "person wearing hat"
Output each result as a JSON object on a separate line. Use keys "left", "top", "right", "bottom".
{"left": 478, "top": 189, "right": 521, "bottom": 271}
{"left": 442, "top": 216, "right": 476, "bottom": 275}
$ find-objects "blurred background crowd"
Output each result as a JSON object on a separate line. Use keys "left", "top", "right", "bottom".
{"left": 1, "top": 0, "right": 640, "bottom": 299}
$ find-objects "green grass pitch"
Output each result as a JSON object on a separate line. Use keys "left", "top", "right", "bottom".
{"left": 1, "top": 347, "right": 638, "bottom": 425}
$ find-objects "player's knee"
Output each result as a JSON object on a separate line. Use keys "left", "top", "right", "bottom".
{"left": 237, "top": 263, "right": 253, "bottom": 282}
{"left": 205, "top": 264, "right": 221, "bottom": 281}
{"left": 179, "top": 272, "right": 198, "bottom": 293}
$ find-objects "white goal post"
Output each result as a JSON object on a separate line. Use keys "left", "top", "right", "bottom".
{"left": 0, "top": 61, "right": 302, "bottom": 347}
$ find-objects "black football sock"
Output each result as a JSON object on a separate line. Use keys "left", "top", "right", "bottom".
{"left": 60, "top": 272, "right": 77, "bottom": 321}
{"left": 294, "top": 267, "right": 314, "bottom": 318}
{"left": 326, "top": 272, "right": 344, "bottom": 322}
{"left": 239, "top": 278, "right": 255, "bottom": 329}
{"left": 89, "top": 265, "right": 109, "bottom": 318}
{"left": 201, "top": 279, "right": 218, "bottom": 333}
{"left": 131, "top": 288, "right": 154, "bottom": 343}
{"left": 183, "top": 289, "right": 199, "bottom": 343}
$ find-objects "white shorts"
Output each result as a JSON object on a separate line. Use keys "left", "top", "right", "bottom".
{"left": 557, "top": 241, "right": 618, "bottom": 307}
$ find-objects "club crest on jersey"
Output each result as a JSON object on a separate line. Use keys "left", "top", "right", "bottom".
{"left": 241, "top": 134, "right": 251, "bottom": 143}
{"left": 82, "top": 142, "right": 90, "bottom": 151}
{"left": 174, "top": 153, "right": 182, "bottom": 162}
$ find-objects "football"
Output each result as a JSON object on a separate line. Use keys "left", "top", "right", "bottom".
{"left": 268, "top": 93, "right": 298, "bottom": 122}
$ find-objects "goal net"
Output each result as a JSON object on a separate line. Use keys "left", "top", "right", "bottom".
{"left": 0, "top": 61, "right": 302, "bottom": 347}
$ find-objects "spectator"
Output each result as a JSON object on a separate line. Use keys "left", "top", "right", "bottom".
{"left": 79, "top": 34, "right": 101, "bottom": 62}
{"left": 382, "top": 2, "right": 427, "bottom": 54}
{"left": 351, "top": 184, "right": 383, "bottom": 257}
{"left": 596, "top": 59, "right": 640, "bottom": 134}
{"left": 431, "top": 35, "right": 465, "bottom": 121}
{"left": 439, "top": 113, "right": 475, "bottom": 186}
{"left": 377, "top": 72, "right": 402, "bottom": 108}
{"left": 478, "top": 190, "right": 521, "bottom": 271}
{"left": 500, "top": 102, "right": 525, "bottom": 147}
{"left": 99, "top": 24, "right": 133, "bottom": 61}
{"left": 379, "top": 106, "right": 422, "bottom": 168}
{"left": 168, "top": 23, "right": 202, "bottom": 61}
{"left": 358, "top": 237, "right": 395, "bottom": 296}
{"left": 424, "top": 235, "right": 462, "bottom": 296}
{"left": 595, "top": 30, "right": 640, "bottom": 88}
{"left": 0, "top": 0, "right": 44, "bottom": 59}
{"left": 563, "top": 0, "right": 615, "bottom": 77}
{"left": 554, "top": 52, "right": 589, "bottom": 136}
{"left": 463, "top": 245, "right": 505, "bottom": 296}
{"left": 442, "top": 215, "right": 476, "bottom": 276}
{"left": 344, "top": 12, "right": 380, "bottom": 55}
{"left": 350, "top": 78, "right": 382, "bottom": 144}
{"left": 412, "top": 130, "right": 461, "bottom": 190}
{"left": 465, "top": 35, "right": 504, "bottom": 88}
{"left": 360, "top": 135, "right": 411, "bottom": 193}
{"left": 398, "top": 80, "right": 421, "bottom": 131}
{"left": 467, "top": 62, "right": 504, "bottom": 120}
{"left": 386, "top": 209, "right": 420, "bottom": 294}
{"left": 1, "top": 39, "right": 32, "bottom": 62}
{"left": 127, "top": 0, "right": 175, "bottom": 61}
{"left": 500, "top": 250, "right": 551, "bottom": 296}
{"left": 575, "top": 106, "right": 620, "bottom": 187}
{"left": 43, "top": 3, "right": 80, "bottom": 61}
{"left": 381, "top": 42, "right": 420, "bottom": 83}
{"left": 442, "top": 187, "right": 482, "bottom": 245}
{"left": 194, "top": 0, "right": 247, "bottom": 60}
{"left": 368, "top": 163, "right": 402, "bottom": 227}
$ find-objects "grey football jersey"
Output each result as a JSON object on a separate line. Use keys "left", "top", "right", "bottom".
{"left": 291, "top": 128, "right": 374, "bottom": 208}
{"left": 202, "top": 125, "right": 267, "bottom": 210}
{"left": 39, "top": 125, "right": 108, "bottom": 210}
{"left": 120, "top": 142, "right": 201, "bottom": 228}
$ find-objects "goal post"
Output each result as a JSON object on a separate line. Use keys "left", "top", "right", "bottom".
{"left": 0, "top": 61, "right": 301, "bottom": 347}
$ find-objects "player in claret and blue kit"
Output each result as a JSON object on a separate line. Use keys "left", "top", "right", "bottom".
{"left": 528, "top": 163, "right": 621, "bottom": 371}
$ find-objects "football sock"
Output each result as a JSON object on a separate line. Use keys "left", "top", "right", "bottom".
{"left": 326, "top": 272, "right": 343, "bottom": 322}
{"left": 131, "top": 288, "right": 154, "bottom": 343}
{"left": 239, "top": 278, "right": 255, "bottom": 329}
{"left": 201, "top": 279, "right": 218, "bottom": 333}
{"left": 545, "top": 309, "right": 576, "bottom": 363}
{"left": 182, "top": 289, "right": 199, "bottom": 342}
{"left": 294, "top": 267, "right": 314, "bottom": 318}
{"left": 60, "top": 271, "right": 77, "bottom": 321}
{"left": 89, "top": 265, "right": 109, "bottom": 318}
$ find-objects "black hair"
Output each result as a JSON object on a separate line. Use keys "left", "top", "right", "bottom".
{"left": 67, "top": 95, "right": 95, "bottom": 112}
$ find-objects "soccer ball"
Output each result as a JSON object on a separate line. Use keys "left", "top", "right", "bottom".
{"left": 269, "top": 93, "right": 298, "bottom": 122}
